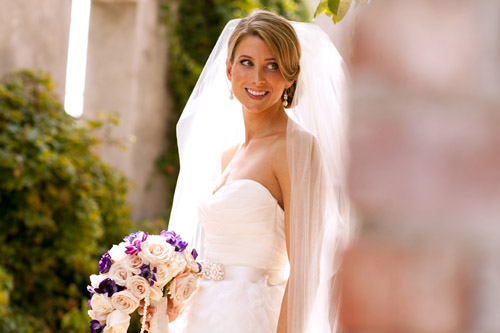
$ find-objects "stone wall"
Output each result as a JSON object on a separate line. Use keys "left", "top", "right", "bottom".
{"left": 0, "top": 0, "right": 71, "bottom": 98}
{"left": 83, "top": 0, "right": 170, "bottom": 220}
{"left": 0, "top": 0, "right": 171, "bottom": 221}
{"left": 340, "top": 0, "right": 500, "bottom": 332}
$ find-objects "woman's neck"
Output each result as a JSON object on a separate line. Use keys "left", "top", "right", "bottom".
{"left": 241, "top": 103, "right": 287, "bottom": 144}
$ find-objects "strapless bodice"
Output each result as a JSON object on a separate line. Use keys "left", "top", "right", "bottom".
{"left": 170, "top": 180, "right": 288, "bottom": 332}
{"left": 198, "top": 179, "right": 288, "bottom": 273}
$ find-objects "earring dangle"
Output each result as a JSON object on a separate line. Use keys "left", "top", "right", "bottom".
{"left": 283, "top": 90, "right": 288, "bottom": 107}
{"left": 229, "top": 90, "right": 234, "bottom": 100}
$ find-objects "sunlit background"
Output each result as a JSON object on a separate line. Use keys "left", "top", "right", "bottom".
{"left": 64, "top": 0, "right": 91, "bottom": 118}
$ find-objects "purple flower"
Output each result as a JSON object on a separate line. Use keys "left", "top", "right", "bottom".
{"left": 98, "top": 252, "right": 113, "bottom": 274}
{"left": 125, "top": 232, "right": 148, "bottom": 255}
{"left": 161, "top": 230, "right": 188, "bottom": 252}
{"left": 160, "top": 230, "right": 175, "bottom": 238}
{"left": 176, "top": 240, "right": 188, "bottom": 252}
{"left": 191, "top": 248, "right": 198, "bottom": 260}
{"left": 94, "top": 278, "right": 125, "bottom": 297}
{"left": 139, "top": 264, "right": 158, "bottom": 286}
{"left": 87, "top": 286, "right": 95, "bottom": 309}
{"left": 124, "top": 232, "right": 139, "bottom": 243}
{"left": 87, "top": 285, "right": 95, "bottom": 295}
{"left": 89, "top": 320, "right": 105, "bottom": 333}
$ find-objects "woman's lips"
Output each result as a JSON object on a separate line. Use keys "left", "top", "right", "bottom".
{"left": 245, "top": 88, "right": 268, "bottom": 99}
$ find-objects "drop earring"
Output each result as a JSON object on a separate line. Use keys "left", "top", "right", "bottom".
{"left": 283, "top": 90, "right": 288, "bottom": 107}
{"left": 229, "top": 90, "right": 234, "bottom": 100}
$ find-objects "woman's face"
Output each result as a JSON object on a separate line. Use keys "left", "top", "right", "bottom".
{"left": 226, "top": 35, "right": 292, "bottom": 114}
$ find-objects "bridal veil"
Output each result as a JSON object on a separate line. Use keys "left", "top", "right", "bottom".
{"left": 168, "top": 17, "right": 350, "bottom": 332}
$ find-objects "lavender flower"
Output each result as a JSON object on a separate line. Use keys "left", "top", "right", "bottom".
{"left": 191, "top": 248, "right": 198, "bottom": 260}
{"left": 94, "top": 278, "right": 125, "bottom": 297}
{"left": 139, "top": 264, "right": 158, "bottom": 286}
{"left": 161, "top": 230, "right": 188, "bottom": 252}
{"left": 89, "top": 320, "right": 105, "bottom": 333}
{"left": 124, "top": 232, "right": 139, "bottom": 243}
{"left": 160, "top": 230, "right": 175, "bottom": 238}
{"left": 125, "top": 232, "right": 148, "bottom": 255}
{"left": 98, "top": 252, "right": 113, "bottom": 274}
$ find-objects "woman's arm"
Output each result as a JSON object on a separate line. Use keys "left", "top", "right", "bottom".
{"left": 277, "top": 284, "right": 288, "bottom": 333}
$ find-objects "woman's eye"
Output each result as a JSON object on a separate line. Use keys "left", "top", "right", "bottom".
{"left": 267, "top": 63, "right": 279, "bottom": 70}
{"left": 240, "top": 59, "right": 252, "bottom": 66}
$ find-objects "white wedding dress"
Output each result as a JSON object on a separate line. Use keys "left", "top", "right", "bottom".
{"left": 170, "top": 179, "right": 289, "bottom": 332}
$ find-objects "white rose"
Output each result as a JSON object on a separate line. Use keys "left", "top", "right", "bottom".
{"left": 103, "top": 310, "right": 130, "bottom": 333}
{"left": 125, "top": 253, "right": 144, "bottom": 270}
{"left": 111, "top": 290, "right": 140, "bottom": 314}
{"left": 167, "top": 252, "right": 187, "bottom": 277}
{"left": 184, "top": 250, "right": 201, "bottom": 273}
{"left": 149, "top": 285, "right": 164, "bottom": 302}
{"left": 108, "top": 243, "right": 128, "bottom": 262}
{"left": 170, "top": 272, "right": 198, "bottom": 306}
{"left": 153, "top": 264, "right": 173, "bottom": 288}
{"left": 139, "top": 236, "right": 174, "bottom": 265}
{"left": 90, "top": 274, "right": 108, "bottom": 289}
{"left": 88, "top": 309, "right": 108, "bottom": 323}
{"left": 90, "top": 293, "right": 114, "bottom": 314}
{"left": 126, "top": 275, "right": 149, "bottom": 300}
{"left": 108, "top": 260, "right": 140, "bottom": 286}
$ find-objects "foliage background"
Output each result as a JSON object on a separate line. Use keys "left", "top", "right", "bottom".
{"left": 0, "top": 71, "right": 131, "bottom": 332}
{"left": 0, "top": 1, "right": 308, "bottom": 331}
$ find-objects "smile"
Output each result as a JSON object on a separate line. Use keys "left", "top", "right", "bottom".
{"left": 246, "top": 88, "right": 268, "bottom": 97}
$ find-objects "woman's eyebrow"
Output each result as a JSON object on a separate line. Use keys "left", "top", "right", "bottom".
{"left": 238, "top": 55, "right": 276, "bottom": 61}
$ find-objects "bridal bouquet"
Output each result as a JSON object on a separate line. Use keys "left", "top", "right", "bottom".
{"left": 87, "top": 231, "right": 201, "bottom": 333}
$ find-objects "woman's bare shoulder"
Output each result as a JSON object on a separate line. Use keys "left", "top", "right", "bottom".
{"left": 221, "top": 144, "right": 239, "bottom": 173}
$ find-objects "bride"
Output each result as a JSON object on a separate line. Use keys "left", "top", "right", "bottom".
{"left": 145, "top": 10, "right": 349, "bottom": 333}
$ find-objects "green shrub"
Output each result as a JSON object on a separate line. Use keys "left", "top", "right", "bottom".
{"left": 0, "top": 70, "right": 131, "bottom": 331}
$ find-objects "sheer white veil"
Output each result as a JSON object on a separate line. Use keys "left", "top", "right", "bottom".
{"left": 168, "top": 17, "right": 350, "bottom": 333}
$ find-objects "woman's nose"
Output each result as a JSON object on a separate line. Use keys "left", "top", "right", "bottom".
{"left": 252, "top": 68, "right": 265, "bottom": 85}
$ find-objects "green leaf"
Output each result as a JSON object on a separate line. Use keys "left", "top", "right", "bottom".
{"left": 333, "top": 0, "right": 352, "bottom": 23}
{"left": 315, "top": 0, "right": 354, "bottom": 24}
{"left": 328, "top": 0, "right": 341, "bottom": 15}
{"left": 314, "top": 0, "right": 328, "bottom": 18}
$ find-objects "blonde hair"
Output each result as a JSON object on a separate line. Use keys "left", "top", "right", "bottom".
{"left": 227, "top": 10, "right": 301, "bottom": 107}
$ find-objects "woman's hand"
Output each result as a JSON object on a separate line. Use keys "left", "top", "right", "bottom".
{"left": 138, "top": 300, "right": 156, "bottom": 331}
{"left": 166, "top": 297, "right": 182, "bottom": 322}
{"left": 138, "top": 297, "right": 183, "bottom": 329}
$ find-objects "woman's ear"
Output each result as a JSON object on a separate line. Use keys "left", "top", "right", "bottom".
{"left": 285, "top": 80, "right": 294, "bottom": 90}
{"left": 226, "top": 58, "right": 232, "bottom": 81}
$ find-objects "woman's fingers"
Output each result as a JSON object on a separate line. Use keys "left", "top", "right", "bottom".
{"left": 138, "top": 300, "right": 145, "bottom": 315}
{"left": 167, "top": 297, "right": 182, "bottom": 322}
{"left": 138, "top": 300, "right": 157, "bottom": 321}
